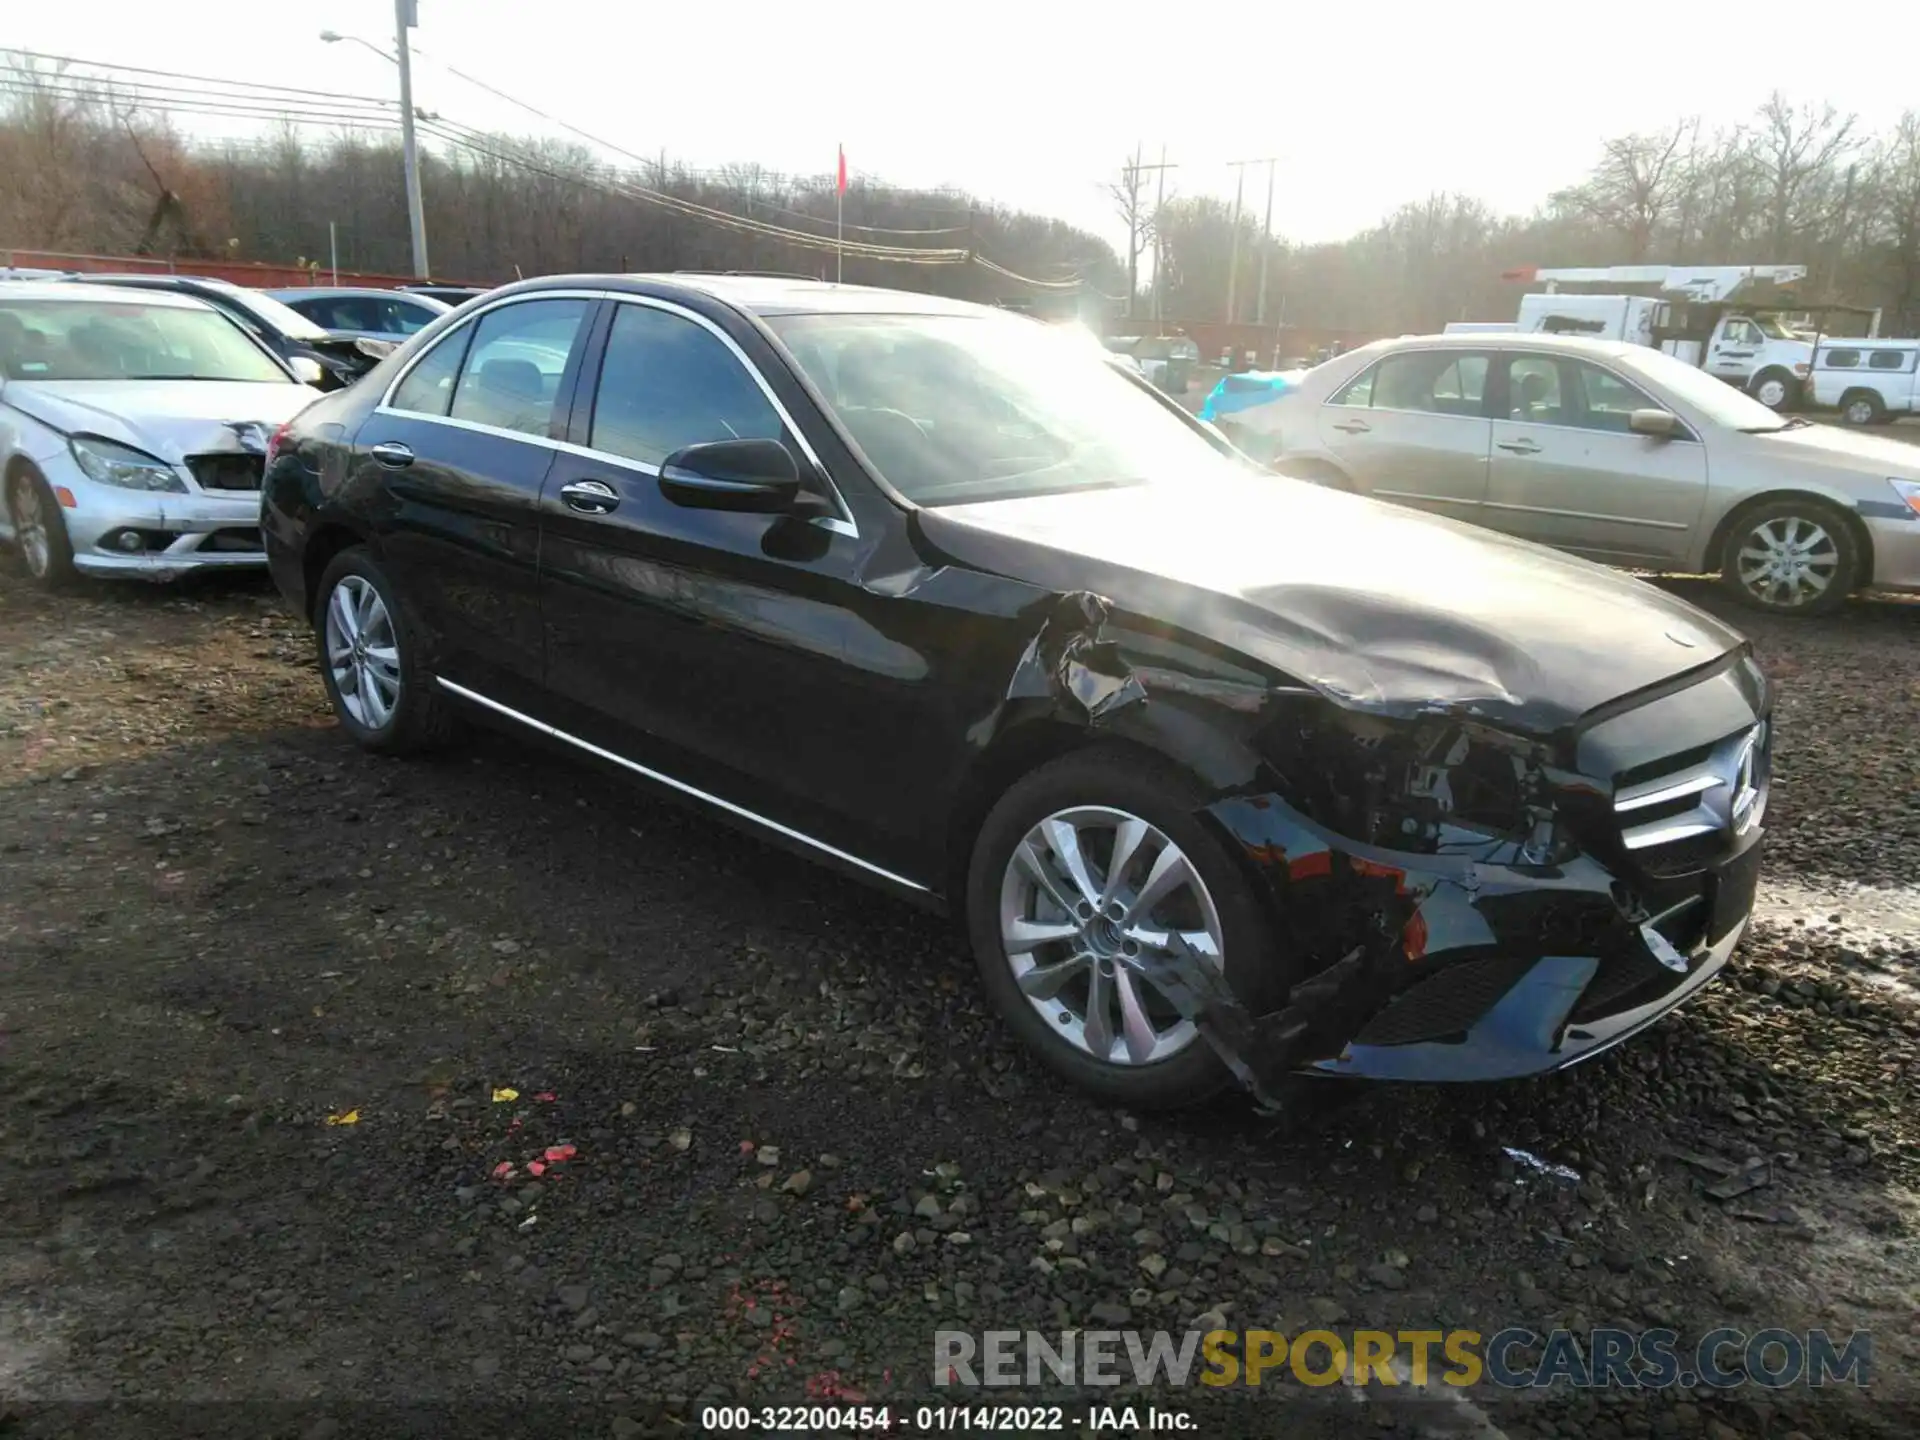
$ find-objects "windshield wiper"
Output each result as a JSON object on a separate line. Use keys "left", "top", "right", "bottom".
{"left": 1741, "top": 415, "right": 1814, "bottom": 433}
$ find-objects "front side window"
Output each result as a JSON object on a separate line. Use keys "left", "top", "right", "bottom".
{"left": 1370, "top": 351, "right": 1488, "bottom": 416}
{"left": 1507, "top": 356, "right": 1565, "bottom": 424}
{"left": 448, "top": 298, "right": 590, "bottom": 437}
{"left": 0, "top": 299, "right": 290, "bottom": 383}
{"left": 1722, "top": 320, "right": 1759, "bottom": 346}
{"left": 588, "top": 304, "right": 782, "bottom": 467}
{"left": 1572, "top": 361, "right": 1665, "bottom": 434}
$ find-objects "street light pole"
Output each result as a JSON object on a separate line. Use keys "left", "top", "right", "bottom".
{"left": 394, "top": 0, "right": 430, "bottom": 278}
{"left": 1255, "top": 157, "right": 1276, "bottom": 327}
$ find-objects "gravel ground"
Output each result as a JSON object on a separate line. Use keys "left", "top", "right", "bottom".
{"left": 0, "top": 560, "right": 1916, "bottom": 1440}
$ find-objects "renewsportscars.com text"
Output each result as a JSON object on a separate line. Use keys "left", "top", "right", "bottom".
{"left": 934, "top": 1327, "right": 1872, "bottom": 1390}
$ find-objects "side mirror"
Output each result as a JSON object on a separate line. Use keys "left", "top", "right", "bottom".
{"left": 658, "top": 438, "right": 802, "bottom": 514}
{"left": 288, "top": 356, "right": 326, "bottom": 387}
{"left": 1628, "top": 407, "right": 1681, "bottom": 439}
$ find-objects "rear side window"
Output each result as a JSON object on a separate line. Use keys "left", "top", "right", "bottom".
{"left": 587, "top": 303, "right": 782, "bottom": 467}
{"left": 390, "top": 320, "right": 475, "bottom": 417}
{"left": 449, "top": 299, "right": 591, "bottom": 438}
{"left": 1370, "top": 351, "right": 1488, "bottom": 417}
{"left": 1328, "top": 366, "right": 1374, "bottom": 407}
{"left": 1823, "top": 349, "right": 1860, "bottom": 369}
{"left": 1868, "top": 349, "right": 1911, "bottom": 371}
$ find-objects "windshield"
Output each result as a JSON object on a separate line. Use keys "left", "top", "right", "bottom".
{"left": 0, "top": 299, "right": 292, "bottom": 383}
{"left": 766, "top": 312, "right": 1228, "bottom": 505}
{"left": 1751, "top": 315, "right": 1796, "bottom": 340}
{"left": 1616, "top": 347, "right": 1792, "bottom": 431}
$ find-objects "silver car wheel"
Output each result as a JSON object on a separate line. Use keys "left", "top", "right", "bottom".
{"left": 1754, "top": 375, "right": 1789, "bottom": 409}
{"left": 9, "top": 477, "right": 52, "bottom": 579}
{"left": 325, "top": 574, "right": 402, "bottom": 729}
{"left": 1843, "top": 398, "right": 1877, "bottom": 425}
{"left": 997, "top": 805, "right": 1224, "bottom": 1067}
{"left": 1736, "top": 515, "right": 1839, "bottom": 609}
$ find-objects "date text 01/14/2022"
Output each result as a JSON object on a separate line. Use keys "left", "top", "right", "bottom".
{"left": 697, "top": 1404, "right": 1197, "bottom": 1431}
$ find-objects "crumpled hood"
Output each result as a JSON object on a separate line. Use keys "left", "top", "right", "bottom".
{"left": 3, "top": 379, "right": 320, "bottom": 463}
{"left": 918, "top": 469, "right": 1747, "bottom": 736}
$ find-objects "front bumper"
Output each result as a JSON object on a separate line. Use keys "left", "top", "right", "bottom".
{"left": 1156, "top": 788, "right": 1764, "bottom": 1098}
{"left": 46, "top": 457, "right": 266, "bottom": 580}
{"left": 1864, "top": 511, "right": 1920, "bottom": 594}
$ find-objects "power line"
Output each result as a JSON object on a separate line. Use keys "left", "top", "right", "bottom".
{"left": 1, "top": 50, "right": 1110, "bottom": 289}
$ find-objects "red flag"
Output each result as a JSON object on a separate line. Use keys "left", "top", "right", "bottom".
{"left": 836, "top": 145, "right": 847, "bottom": 195}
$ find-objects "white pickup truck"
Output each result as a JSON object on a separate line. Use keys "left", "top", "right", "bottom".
{"left": 1809, "top": 337, "right": 1920, "bottom": 425}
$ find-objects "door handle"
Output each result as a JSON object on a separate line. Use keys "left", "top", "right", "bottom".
{"left": 369, "top": 441, "right": 414, "bottom": 468}
{"left": 560, "top": 479, "right": 620, "bottom": 515}
{"left": 1497, "top": 439, "right": 1542, "bottom": 455}
{"left": 1332, "top": 420, "right": 1371, "bottom": 434}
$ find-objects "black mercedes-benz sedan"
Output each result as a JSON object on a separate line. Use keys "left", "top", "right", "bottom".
{"left": 260, "top": 274, "right": 1770, "bottom": 1110}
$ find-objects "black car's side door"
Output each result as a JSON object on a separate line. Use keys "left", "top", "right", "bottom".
{"left": 536, "top": 296, "right": 908, "bottom": 860}
{"left": 351, "top": 293, "right": 599, "bottom": 712}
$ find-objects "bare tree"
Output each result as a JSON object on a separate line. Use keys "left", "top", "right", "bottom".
{"left": 1552, "top": 121, "right": 1696, "bottom": 261}
{"left": 1749, "top": 93, "right": 1860, "bottom": 254}
{"left": 1108, "top": 151, "right": 1153, "bottom": 315}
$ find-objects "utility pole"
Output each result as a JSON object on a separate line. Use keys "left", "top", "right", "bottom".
{"left": 1225, "top": 162, "right": 1246, "bottom": 325}
{"left": 394, "top": 0, "right": 429, "bottom": 278}
{"left": 1226, "top": 157, "right": 1281, "bottom": 331}
{"left": 1149, "top": 145, "right": 1177, "bottom": 324}
{"left": 1255, "top": 157, "right": 1276, "bottom": 327}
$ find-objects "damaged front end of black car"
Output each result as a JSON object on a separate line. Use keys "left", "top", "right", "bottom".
{"left": 976, "top": 576, "right": 1770, "bottom": 1110}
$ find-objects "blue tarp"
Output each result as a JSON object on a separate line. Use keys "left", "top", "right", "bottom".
{"left": 1197, "top": 370, "right": 1300, "bottom": 423}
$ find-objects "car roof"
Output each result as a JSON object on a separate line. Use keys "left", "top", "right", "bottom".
{"left": 0, "top": 279, "right": 212, "bottom": 310}
{"left": 268, "top": 286, "right": 450, "bottom": 304}
{"left": 497, "top": 271, "right": 995, "bottom": 320}
{"left": 1359, "top": 332, "right": 1647, "bottom": 361}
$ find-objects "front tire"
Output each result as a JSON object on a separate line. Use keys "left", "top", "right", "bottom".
{"left": 313, "top": 546, "right": 460, "bottom": 754}
{"left": 6, "top": 466, "right": 75, "bottom": 589}
{"left": 965, "top": 748, "right": 1287, "bottom": 1109}
{"left": 1719, "top": 498, "right": 1858, "bottom": 616}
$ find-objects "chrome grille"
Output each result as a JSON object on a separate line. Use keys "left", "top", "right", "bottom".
{"left": 1613, "top": 722, "right": 1767, "bottom": 853}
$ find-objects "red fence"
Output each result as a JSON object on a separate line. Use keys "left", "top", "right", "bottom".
{"left": 3, "top": 247, "right": 475, "bottom": 291}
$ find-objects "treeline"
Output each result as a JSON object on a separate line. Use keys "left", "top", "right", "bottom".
{"left": 6, "top": 61, "right": 1919, "bottom": 338}
{"left": 1153, "top": 96, "right": 1920, "bottom": 337}
{"left": 0, "top": 62, "right": 1121, "bottom": 311}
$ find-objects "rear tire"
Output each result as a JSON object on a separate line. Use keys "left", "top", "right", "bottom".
{"left": 1719, "top": 497, "right": 1858, "bottom": 616}
{"left": 1749, "top": 369, "right": 1800, "bottom": 412}
{"left": 6, "top": 465, "right": 75, "bottom": 590}
{"left": 313, "top": 546, "right": 461, "bottom": 754}
{"left": 1839, "top": 390, "right": 1886, "bottom": 427}
{"left": 965, "top": 747, "right": 1288, "bottom": 1110}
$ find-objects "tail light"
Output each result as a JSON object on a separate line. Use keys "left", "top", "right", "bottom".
{"left": 265, "top": 422, "right": 293, "bottom": 466}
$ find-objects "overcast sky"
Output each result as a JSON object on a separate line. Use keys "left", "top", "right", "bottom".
{"left": 12, "top": 0, "right": 1918, "bottom": 252}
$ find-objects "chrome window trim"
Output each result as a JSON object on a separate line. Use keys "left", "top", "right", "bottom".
{"left": 435, "top": 677, "right": 925, "bottom": 891}
{"left": 377, "top": 288, "right": 859, "bottom": 536}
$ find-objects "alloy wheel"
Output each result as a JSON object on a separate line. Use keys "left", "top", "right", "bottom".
{"left": 9, "top": 477, "right": 51, "bottom": 579}
{"left": 1736, "top": 514, "right": 1839, "bottom": 609}
{"left": 1843, "top": 398, "right": 1877, "bottom": 425}
{"left": 325, "top": 574, "right": 403, "bottom": 729}
{"left": 997, "top": 805, "right": 1224, "bottom": 1067}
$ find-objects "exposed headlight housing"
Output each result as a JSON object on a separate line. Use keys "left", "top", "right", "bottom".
{"left": 1888, "top": 478, "right": 1920, "bottom": 518}
{"left": 69, "top": 436, "right": 187, "bottom": 493}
